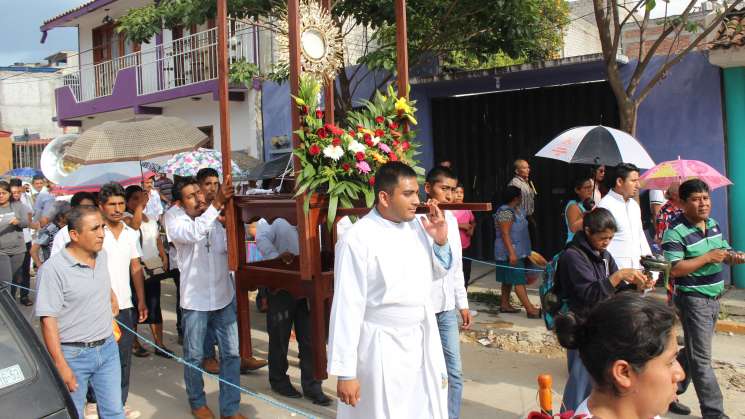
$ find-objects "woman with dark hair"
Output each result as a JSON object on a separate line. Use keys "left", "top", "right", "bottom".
{"left": 123, "top": 185, "right": 173, "bottom": 358}
{"left": 555, "top": 292, "right": 685, "bottom": 418}
{"left": 564, "top": 175, "right": 595, "bottom": 243}
{"left": 493, "top": 185, "right": 541, "bottom": 318}
{"left": 592, "top": 165, "right": 607, "bottom": 202}
{"left": 0, "top": 181, "right": 31, "bottom": 304}
{"left": 557, "top": 208, "right": 653, "bottom": 411}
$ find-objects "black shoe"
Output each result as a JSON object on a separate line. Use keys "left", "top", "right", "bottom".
{"left": 19, "top": 297, "right": 33, "bottom": 306}
{"left": 668, "top": 400, "right": 691, "bottom": 415}
{"left": 155, "top": 347, "right": 175, "bottom": 358}
{"left": 271, "top": 384, "right": 302, "bottom": 399}
{"left": 304, "top": 390, "right": 332, "bottom": 406}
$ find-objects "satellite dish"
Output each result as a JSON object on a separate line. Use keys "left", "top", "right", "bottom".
{"left": 41, "top": 134, "right": 81, "bottom": 184}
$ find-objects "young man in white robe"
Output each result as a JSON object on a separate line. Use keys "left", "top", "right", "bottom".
{"left": 328, "top": 161, "right": 453, "bottom": 419}
{"left": 424, "top": 166, "right": 472, "bottom": 419}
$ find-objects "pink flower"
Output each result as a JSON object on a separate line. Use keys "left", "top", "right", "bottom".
{"left": 378, "top": 143, "right": 391, "bottom": 153}
{"left": 356, "top": 161, "right": 371, "bottom": 174}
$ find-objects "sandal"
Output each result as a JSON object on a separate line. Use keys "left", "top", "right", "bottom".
{"left": 155, "top": 347, "right": 175, "bottom": 358}
{"left": 500, "top": 306, "right": 521, "bottom": 313}
{"left": 526, "top": 308, "right": 542, "bottom": 319}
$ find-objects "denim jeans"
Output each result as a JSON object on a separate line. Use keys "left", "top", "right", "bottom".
{"left": 62, "top": 336, "right": 124, "bottom": 419}
{"left": 561, "top": 349, "right": 592, "bottom": 413}
{"left": 436, "top": 309, "right": 463, "bottom": 419}
{"left": 675, "top": 293, "right": 726, "bottom": 419}
{"left": 183, "top": 298, "right": 241, "bottom": 416}
{"left": 203, "top": 327, "right": 217, "bottom": 359}
{"left": 87, "top": 308, "right": 135, "bottom": 406}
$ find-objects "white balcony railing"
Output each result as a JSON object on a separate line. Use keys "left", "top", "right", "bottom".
{"left": 61, "top": 22, "right": 259, "bottom": 102}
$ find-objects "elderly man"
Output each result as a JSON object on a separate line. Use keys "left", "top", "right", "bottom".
{"left": 508, "top": 159, "right": 539, "bottom": 246}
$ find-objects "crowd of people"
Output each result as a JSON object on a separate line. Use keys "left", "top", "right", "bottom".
{"left": 0, "top": 155, "right": 740, "bottom": 419}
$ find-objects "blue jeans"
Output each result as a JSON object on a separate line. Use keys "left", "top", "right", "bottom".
{"left": 62, "top": 336, "right": 124, "bottom": 419}
{"left": 561, "top": 349, "right": 592, "bottom": 413}
{"left": 204, "top": 327, "right": 217, "bottom": 359}
{"left": 436, "top": 309, "right": 463, "bottom": 419}
{"left": 183, "top": 298, "right": 241, "bottom": 416}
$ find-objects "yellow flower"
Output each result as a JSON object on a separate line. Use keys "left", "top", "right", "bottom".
{"left": 371, "top": 151, "right": 388, "bottom": 164}
{"left": 395, "top": 97, "right": 412, "bottom": 115}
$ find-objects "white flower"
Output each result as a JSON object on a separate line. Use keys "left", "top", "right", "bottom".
{"left": 356, "top": 132, "right": 364, "bottom": 139}
{"left": 323, "top": 145, "right": 344, "bottom": 161}
{"left": 371, "top": 136, "right": 381, "bottom": 146}
{"left": 348, "top": 140, "right": 366, "bottom": 154}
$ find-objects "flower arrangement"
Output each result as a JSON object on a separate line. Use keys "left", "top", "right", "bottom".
{"left": 292, "top": 75, "right": 422, "bottom": 226}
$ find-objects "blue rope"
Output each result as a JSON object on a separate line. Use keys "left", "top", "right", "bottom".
{"left": 462, "top": 256, "right": 545, "bottom": 273}
{"left": 2, "top": 281, "right": 318, "bottom": 419}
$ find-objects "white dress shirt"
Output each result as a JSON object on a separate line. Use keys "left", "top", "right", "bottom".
{"left": 255, "top": 218, "right": 299, "bottom": 258}
{"left": 103, "top": 222, "right": 141, "bottom": 310}
{"left": 426, "top": 211, "right": 469, "bottom": 313}
{"left": 598, "top": 189, "right": 652, "bottom": 269}
{"left": 144, "top": 189, "right": 164, "bottom": 221}
{"left": 165, "top": 204, "right": 234, "bottom": 311}
{"left": 50, "top": 225, "right": 71, "bottom": 257}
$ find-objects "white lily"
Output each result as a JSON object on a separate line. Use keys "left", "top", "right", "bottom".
{"left": 371, "top": 136, "right": 381, "bottom": 146}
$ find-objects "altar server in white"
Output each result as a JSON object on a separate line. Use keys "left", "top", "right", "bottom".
{"left": 328, "top": 161, "right": 452, "bottom": 419}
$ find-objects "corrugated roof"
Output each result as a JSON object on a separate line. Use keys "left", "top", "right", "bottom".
{"left": 43, "top": 0, "right": 99, "bottom": 25}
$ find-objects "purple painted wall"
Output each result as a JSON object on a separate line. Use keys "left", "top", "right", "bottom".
{"left": 55, "top": 67, "right": 220, "bottom": 121}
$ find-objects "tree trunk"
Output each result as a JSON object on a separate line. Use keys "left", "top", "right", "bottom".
{"left": 618, "top": 98, "right": 639, "bottom": 136}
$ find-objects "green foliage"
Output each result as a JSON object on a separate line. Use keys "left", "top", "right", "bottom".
{"left": 292, "top": 76, "right": 421, "bottom": 227}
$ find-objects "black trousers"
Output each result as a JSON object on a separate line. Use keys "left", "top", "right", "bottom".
{"left": 266, "top": 290, "right": 320, "bottom": 393}
{"left": 462, "top": 257, "right": 472, "bottom": 289}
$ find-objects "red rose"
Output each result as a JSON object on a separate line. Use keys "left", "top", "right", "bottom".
{"left": 332, "top": 126, "right": 345, "bottom": 136}
{"left": 375, "top": 129, "right": 385, "bottom": 137}
{"left": 332, "top": 137, "right": 341, "bottom": 147}
{"left": 389, "top": 122, "right": 399, "bottom": 130}
{"left": 324, "top": 123, "right": 333, "bottom": 132}
{"left": 309, "top": 144, "right": 321, "bottom": 156}
{"left": 363, "top": 133, "right": 372, "bottom": 141}
{"left": 365, "top": 138, "right": 374, "bottom": 147}
{"left": 388, "top": 152, "right": 398, "bottom": 161}
{"left": 342, "top": 163, "right": 351, "bottom": 171}
{"left": 369, "top": 176, "right": 376, "bottom": 186}
{"left": 393, "top": 140, "right": 400, "bottom": 147}
{"left": 348, "top": 130, "right": 356, "bottom": 136}
{"left": 316, "top": 128, "right": 328, "bottom": 138}
{"left": 402, "top": 141, "right": 410, "bottom": 151}
{"left": 375, "top": 116, "right": 384, "bottom": 124}
{"left": 355, "top": 152, "right": 365, "bottom": 161}
{"left": 315, "top": 109, "right": 323, "bottom": 119}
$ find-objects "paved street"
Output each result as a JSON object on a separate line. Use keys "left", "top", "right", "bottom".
{"left": 14, "top": 262, "right": 745, "bottom": 418}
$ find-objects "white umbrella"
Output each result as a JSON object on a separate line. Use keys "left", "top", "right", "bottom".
{"left": 55, "top": 162, "right": 155, "bottom": 194}
{"left": 535, "top": 125, "right": 655, "bottom": 169}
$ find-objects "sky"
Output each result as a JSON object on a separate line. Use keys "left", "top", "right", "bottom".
{"left": 0, "top": 0, "right": 81, "bottom": 66}
{"left": 0, "top": 0, "right": 709, "bottom": 66}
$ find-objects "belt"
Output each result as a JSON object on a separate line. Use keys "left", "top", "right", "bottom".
{"left": 61, "top": 339, "right": 106, "bottom": 348}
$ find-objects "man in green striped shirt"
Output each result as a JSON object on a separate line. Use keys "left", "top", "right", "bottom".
{"left": 663, "top": 179, "right": 745, "bottom": 419}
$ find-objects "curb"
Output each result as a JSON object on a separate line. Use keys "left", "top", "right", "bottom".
{"left": 715, "top": 320, "right": 745, "bottom": 335}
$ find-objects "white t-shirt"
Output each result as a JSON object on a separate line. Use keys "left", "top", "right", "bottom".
{"left": 103, "top": 223, "right": 141, "bottom": 310}
{"left": 575, "top": 398, "right": 661, "bottom": 419}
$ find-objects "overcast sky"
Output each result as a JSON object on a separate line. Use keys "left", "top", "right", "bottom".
{"left": 0, "top": 0, "right": 80, "bottom": 66}
{"left": 0, "top": 0, "right": 709, "bottom": 66}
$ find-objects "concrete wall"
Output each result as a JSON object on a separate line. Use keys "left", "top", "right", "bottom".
{"left": 0, "top": 71, "right": 65, "bottom": 138}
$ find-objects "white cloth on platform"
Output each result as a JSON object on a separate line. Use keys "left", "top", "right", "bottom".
{"left": 165, "top": 204, "right": 233, "bottom": 311}
{"left": 428, "top": 211, "right": 468, "bottom": 313}
{"left": 598, "top": 189, "right": 652, "bottom": 269}
{"left": 328, "top": 209, "right": 450, "bottom": 419}
{"left": 255, "top": 218, "right": 299, "bottom": 258}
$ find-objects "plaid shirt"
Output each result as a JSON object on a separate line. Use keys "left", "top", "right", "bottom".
{"left": 654, "top": 201, "right": 683, "bottom": 244}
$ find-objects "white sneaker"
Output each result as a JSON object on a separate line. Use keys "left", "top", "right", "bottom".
{"left": 84, "top": 403, "right": 98, "bottom": 419}
{"left": 124, "top": 405, "right": 141, "bottom": 419}
{"left": 469, "top": 309, "right": 479, "bottom": 318}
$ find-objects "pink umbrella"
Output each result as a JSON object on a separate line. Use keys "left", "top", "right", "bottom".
{"left": 640, "top": 157, "right": 732, "bottom": 190}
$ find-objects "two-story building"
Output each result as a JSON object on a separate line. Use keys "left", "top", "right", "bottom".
{"left": 40, "top": 0, "right": 266, "bottom": 158}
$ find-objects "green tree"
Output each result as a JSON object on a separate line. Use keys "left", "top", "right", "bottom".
{"left": 592, "top": 0, "right": 744, "bottom": 135}
{"left": 117, "top": 0, "right": 569, "bottom": 118}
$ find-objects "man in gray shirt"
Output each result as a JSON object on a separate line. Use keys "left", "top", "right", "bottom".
{"left": 35, "top": 206, "right": 124, "bottom": 419}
